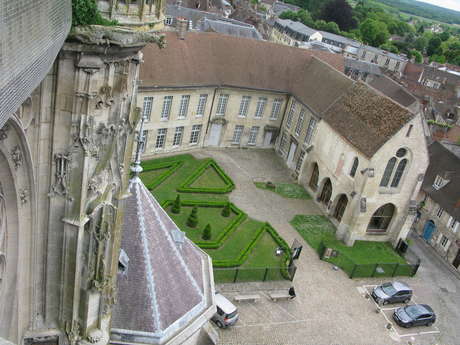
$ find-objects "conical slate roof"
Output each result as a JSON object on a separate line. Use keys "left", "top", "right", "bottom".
{"left": 111, "top": 177, "right": 213, "bottom": 343}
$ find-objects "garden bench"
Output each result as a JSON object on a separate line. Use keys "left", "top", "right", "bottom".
{"left": 268, "top": 291, "right": 292, "bottom": 302}
{"left": 233, "top": 294, "right": 261, "bottom": 303}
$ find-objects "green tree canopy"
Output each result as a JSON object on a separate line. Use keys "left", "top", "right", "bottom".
{"left": 360, "top": 19, "right": 390, "bottom": 47}
{"left": 320, "top": 0, "right": 357, "bottom": 31}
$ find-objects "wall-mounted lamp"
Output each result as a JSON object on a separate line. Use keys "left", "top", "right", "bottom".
{"left": 360, "top": 168, "right": 374, "bottom": 177}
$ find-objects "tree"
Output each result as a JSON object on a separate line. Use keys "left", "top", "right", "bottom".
{"left": 71, "top": 0, "right": 116, "bottom": 27}
{"left": 320, "top": 0, "right": 356, "bottom": 31}
{"left": 411, "top": 50, "right": 423, "bottom": 63}
{"left": 171, "top": 194, "right": 181, "bottom": 214}
{"left": 413, "top": 36, "right": 428, "bottom": 53}
{"left": 380, "top": 42, "right": 399, "bottom": 54}
{"left": 187, "top": 206, "right": 198, "bottom": 228}
{"left": 427, "top": 37, "right": 442, "bottom": 56}
{"left": 221, "top": 203, "right": 231, "bottom": 217}
{"left": 315, "top": 20, "right": 340, "bottom": 34}
{"left": 202, "top": 224, "right": 211, "bottom": 240}
{"left": 439, "top": 31, "right": 450, "bottom": 41}
{"left": 360, "top": 19, "right": 390, "bottom": 47}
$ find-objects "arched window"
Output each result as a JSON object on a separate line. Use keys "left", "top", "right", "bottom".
{"left": 391, "top": 159, "right": 407, "bottom": 187}
{"left": 309, "top": 163, "right": 319, "bottom": 191}
{"left": 349, "top": 157, "right": 359, "bottom": 177}
{"left": 367, "top": 204, "right": 395, "bottom": 233}
{"left": 334, "top": 194, "right": 348, "bottom": 222}
{"left": 319, "top": 178, "right": 332, "bottom": 205}
{"left": 379, "top": 148, "right": 409, "bottom": 188}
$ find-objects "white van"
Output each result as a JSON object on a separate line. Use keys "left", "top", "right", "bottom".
{"left": 212, "top": 293, "right": 239, "bottom": 328}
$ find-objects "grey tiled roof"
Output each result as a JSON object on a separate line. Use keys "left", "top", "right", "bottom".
{"left": 361, "top": 45, "right": 408, "bottom": 62}
{"left": 319, "top": 31, "right": 360, "bottom": 48}
{"left": 422, "top": 142, "right": 460, "bottom": 219}
{"left": 271, "top": 1, "right": 301, "bottom": 16}
{"left": 345, "top": 58, "right": 381, "bottom": 75}
{"left": 201, "top": 18, "right": 262, "bottom": 40}
{"left": 112, "top": 178, "right": 212, "bottom": 341}
{"left": 275, "top": 18, "right": 318, "bottom": 37}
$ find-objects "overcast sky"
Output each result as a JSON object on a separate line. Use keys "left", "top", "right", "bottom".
{"left": 416, "top": 0, "right": 460, "bottom": 12}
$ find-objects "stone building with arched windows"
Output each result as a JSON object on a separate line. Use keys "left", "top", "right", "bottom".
{"left": 138, "top": 31, "right": 429, "bottom": 247}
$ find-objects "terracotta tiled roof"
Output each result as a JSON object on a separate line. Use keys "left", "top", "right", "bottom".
{"left": 140, "top": 32, "right": 413, "bottom": 157}
{"left": 322, "top": 82, "right": 414, "bottom": 157}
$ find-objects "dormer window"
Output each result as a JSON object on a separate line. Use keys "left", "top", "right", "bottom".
{"left": 433, "top": 174, "right": 449, "bottom": 190}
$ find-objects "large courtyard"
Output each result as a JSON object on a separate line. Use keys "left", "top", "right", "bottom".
{"left": 183, "top": 148, "right": 459, "bottom": 345}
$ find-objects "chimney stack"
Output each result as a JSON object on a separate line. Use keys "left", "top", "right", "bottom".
{"left": 177, "top": 17, "right": 188, "bottom": 40}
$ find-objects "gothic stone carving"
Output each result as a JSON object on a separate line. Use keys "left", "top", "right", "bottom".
{"left": 50, "top": 153, "right": 71, "bottom": 198}
{"left": 19, "top": 189, "right": 29, "bottom": 205}
{"left": 64, "top": 320, "right": 81, "bottom": 345}
{"left": 95, "top": 85, "right": 114, "bottom": 109}
{"left": 0, "top": 123, "right": 10, "bottom": 142}
{"left": 11, "top": 145, "right": 23, "bottom": 169}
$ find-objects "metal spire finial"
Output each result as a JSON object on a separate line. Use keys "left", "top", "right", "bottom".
{"left": 131, "top": 115, "right": 147, "bottom": 179}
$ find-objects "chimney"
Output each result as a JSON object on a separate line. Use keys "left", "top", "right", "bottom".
{"left": 177, "top": 17, "right": 188, "bottom": 40}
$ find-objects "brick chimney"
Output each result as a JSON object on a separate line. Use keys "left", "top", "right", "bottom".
{"left": 176, "top": 17, "right": 188, "bottom": 40}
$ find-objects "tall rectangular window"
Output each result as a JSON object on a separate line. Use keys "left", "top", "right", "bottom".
{"left": 216, "top": 94, "right": 229, "bottom": 116}
{"left": 196, "top": 94, "right": 208, "bottom": 117}
{"left": 436, "top": 207, "right": 444, "bottom": 218}
{"left": 395, "top": 61, "right": 400, "bottom": 70}
{"left": 295, "top": 109, "right": 305, "bottom": 136}
{"left": 190, "top": 124, "right": 202, "bottom": 144}
{"left": 140, "top": 130, "right": 148, "bottom": 153}
{"left": 247, "top": 126, "right": 259, "bottom": 145}
{"left": 440, "top": 235, "right": 449, "bottom": 248}
{"left": 142, "top": 96, "right": 153, "bottom": 121}
{"left": 270, "top": 98, "right": 283, "bottom": 120}
{"left": 232, "top": 125, "right": 244, "bottom": 144}
{"left": 286, "top": 100, "right": 296, "bottom": 129}
{"left": 178, "top": 95, "right": 190, "bottom": 119}
{"left": 155, "top": 128, "right": 167, "bottom": 149}
{"left": 173, "top": 126, "right": 184, "bottom": 146}
{"left": 448, "top": 217, "right": 459, "bottom": 233}
{"left": 295, "top": 150, "right": 306, "bottom": 173}
{"left": 238, "top": 96, "right": 251, "bottom": 117}
{"left": 161, "top": 96, "right": 173, "bottom": 120}
{"left": 254, "top": 97, "right": 267, "bottom": 118}
{"left": 304, "top": 117, "right": 317, "bottom": 145}
{"left": 385, "top": 58, "right": 390, "bottom": 66}
{"left": 279, "top": 132, "right": 287, "bottom": 155}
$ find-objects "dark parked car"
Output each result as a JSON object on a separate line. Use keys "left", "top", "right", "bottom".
{"left": 372, "top": 281, "right": 412, "bottom": 305}
{"left": 393, "top": 304, "right": 436, "bottom": 328}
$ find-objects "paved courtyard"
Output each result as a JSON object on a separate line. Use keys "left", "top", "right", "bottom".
{"left": 190, "top": 148, "right": 460, "bottom": 345}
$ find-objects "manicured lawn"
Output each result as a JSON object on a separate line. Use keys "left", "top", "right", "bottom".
{"left": 290, "top": 214, "right": 413, "bottom": 278}
{"left": 141, "top": 154, "right": 291, "bottom": 283}
{"left": 167, "top": 205, "right": 237, "bottom": 243}
{"left": 255, "top": 182, "right": 311, "bottom": 199}
{"left": 190, "top": 165, "right": 229, "bottom": 189}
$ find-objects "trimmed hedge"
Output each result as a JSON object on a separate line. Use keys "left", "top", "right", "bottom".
{"left": 265, "top": 222, "right": 292, "bottom": 280}
{"left": 213, "top": 223, "right": 266, "bottom": 267}
{"left": 162, "top": 200, "right": 247, "bottom": 249}
{"left": 178, "top": 159, "right": 235, "bottom": 194}
{"left": 141, "top": 160, "right": 183, "bottom": 190}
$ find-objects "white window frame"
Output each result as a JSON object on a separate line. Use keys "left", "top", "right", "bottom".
{"left": 172, "top": 126, "right": 184, "bottom": 147}
{"left": 165, "top": 17, "right": 173, "bottom": 25}
{"left": 440, "top": 235, "right": 449, "bottom": 249}
{"left": 216, "top": 94, "right": 229, "bottom": 116}
{"left": 436, "top": 207, "right": 444, "bottom": 218}
{"left": 285, "top": 100, "right": 296, "bottom": 129}
{"left": 295, "top": 109, "right": 305, "bottom": 136}
{"left": 254, "top": 97, "right": 267, "bottom": 119}
{"left": 295, "top": 150, "right": 306, "bottom": 173}
{"left": 279, "top": 132, "right": 287, "bottom": 155}
{"left": 155, "top": 128, "right": 167, "bottom": 149}
{"left": 178, "top": 95, "right": 190, "bottom": 119}
{"left": 142, "top": 96, "right": 153, "bottom": 121}
{"left": 447, "top": 216, "right": 459, "bottom": 233}
{"left": 161, "top": 96, "right": 173, "bottom": 120}
{"left": 238, "top": 96, "right": 251, "bottom": 117}
{"left": 270, "top": 98, "right": 283, "bottom": 120}
{"left": 189, "top": 124, "right": 202, "bottom": 144}
{"left": 196, "top": 94, "right": 208, "bottom": 117}
{"left": 247, "top": 126, "right": 259, "bottom": 145}
{"left": 232, "top": 125, "right": 244, "bottom": 144}
{"left": 433, "top": 175, "right": 444, "bottom": 189}
{"left": 304, "top": 117, "right": 317, "bottom": 146}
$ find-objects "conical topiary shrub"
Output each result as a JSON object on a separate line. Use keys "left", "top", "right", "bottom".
{"left": 221, "top": 203, "right": 231, "bottom": 217}
{"left": 202, "top": 224, "right": 211, "bottom": 240}
{"left": 171, "top": 194, "right": 181, "bottom": 214}
{"left": 187, "top": 206, "right": 198, "bottom": 228}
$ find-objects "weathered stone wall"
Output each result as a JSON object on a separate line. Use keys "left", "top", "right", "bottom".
{"left": 138, "top": 87, "right": 287, "bottom": 158}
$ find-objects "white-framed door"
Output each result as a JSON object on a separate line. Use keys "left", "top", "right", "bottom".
{"left": 287, "top": 141, "right": 297, "bottom": 167}
{"left": 207, "top": 123, "right": 222, "bottom": 146}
